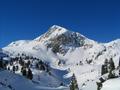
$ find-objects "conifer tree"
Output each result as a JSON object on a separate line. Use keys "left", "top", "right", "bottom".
{"left": 119, "top": 69, "right": 120, "bottom": 75}
{"left": 101, "top": 65, "right": 106, "bottom": 75}
{"left": 108, "top": 58, "right": 115, "bottom": 79}
{"left": 70, "top": 74, "right": 79, "bottom": 90}
{"left": 27, "top": 68, "right": 33, "bottom": 80}
{"left": 118, "top": 58, "right": 120, "bottom": 67}
{"left": 21, "top": 67, "right": 27, "bottom": 76}
{"left": 101, "top": 59, "right": 109, "bottom": 75}
{"left": 108, "top": 69, "right": 115, "bottom": 79}
{"left": 109, "top": 58, "right": 115, "bottom": 71}
{"left": 0, "top": 57, "right": 3, "bottom": 68}
{"left": 12, "top": 66, "right": 16, "bottom": 73}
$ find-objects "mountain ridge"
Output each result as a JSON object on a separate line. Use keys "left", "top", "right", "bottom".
{"left": 3, "top": 25, "right": 120, "bottom": 48}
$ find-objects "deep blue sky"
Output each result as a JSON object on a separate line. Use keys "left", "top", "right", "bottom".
{"left": 0, "top": 0, "right": 120, "bottom": 48}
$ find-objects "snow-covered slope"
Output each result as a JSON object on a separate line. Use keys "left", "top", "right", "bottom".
{"left": 2, "top": 25, "right": 120, "bottom": 90}
{"left": 0, "top": 70, "right": 69, "bottom": 90}
{"left": 101, "top": 78, "right": 120, "bottom": 90}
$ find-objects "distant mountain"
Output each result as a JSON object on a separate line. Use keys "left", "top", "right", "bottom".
{"left": 2, "top": 25, "right": 120, "bottom": 90}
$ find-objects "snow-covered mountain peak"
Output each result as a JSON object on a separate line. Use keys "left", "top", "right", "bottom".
{"left": 50, "top": 25, "right": 68, "bottom": 32}
{"left": 35, "top": 25, "right": 87, "bottom": 43}
{"left": 47, "top": 25, "right": 68, "bottom": 36}
{"left": 35, "top": 25, "right": 68, "bottom": 41}
{"left": 3, "top": 25, "right": 89, "bottom": 55}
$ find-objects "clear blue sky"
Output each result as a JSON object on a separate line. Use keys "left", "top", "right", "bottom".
{"left": 0, "top": 0, "right": 120, "bottom": 48}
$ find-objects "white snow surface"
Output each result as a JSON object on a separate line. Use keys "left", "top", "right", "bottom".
{"left": 101, "top": 78, "right": 120, "bottom": 90}
{"left": 0, "top": 70, "right": 69, "bottom": 90}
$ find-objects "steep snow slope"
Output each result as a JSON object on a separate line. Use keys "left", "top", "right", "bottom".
{"left": 3, "top": 40, "right": 58, "bottom": 64}
{"left": 2, "top": 25, "right": 120, "bottom": 90}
